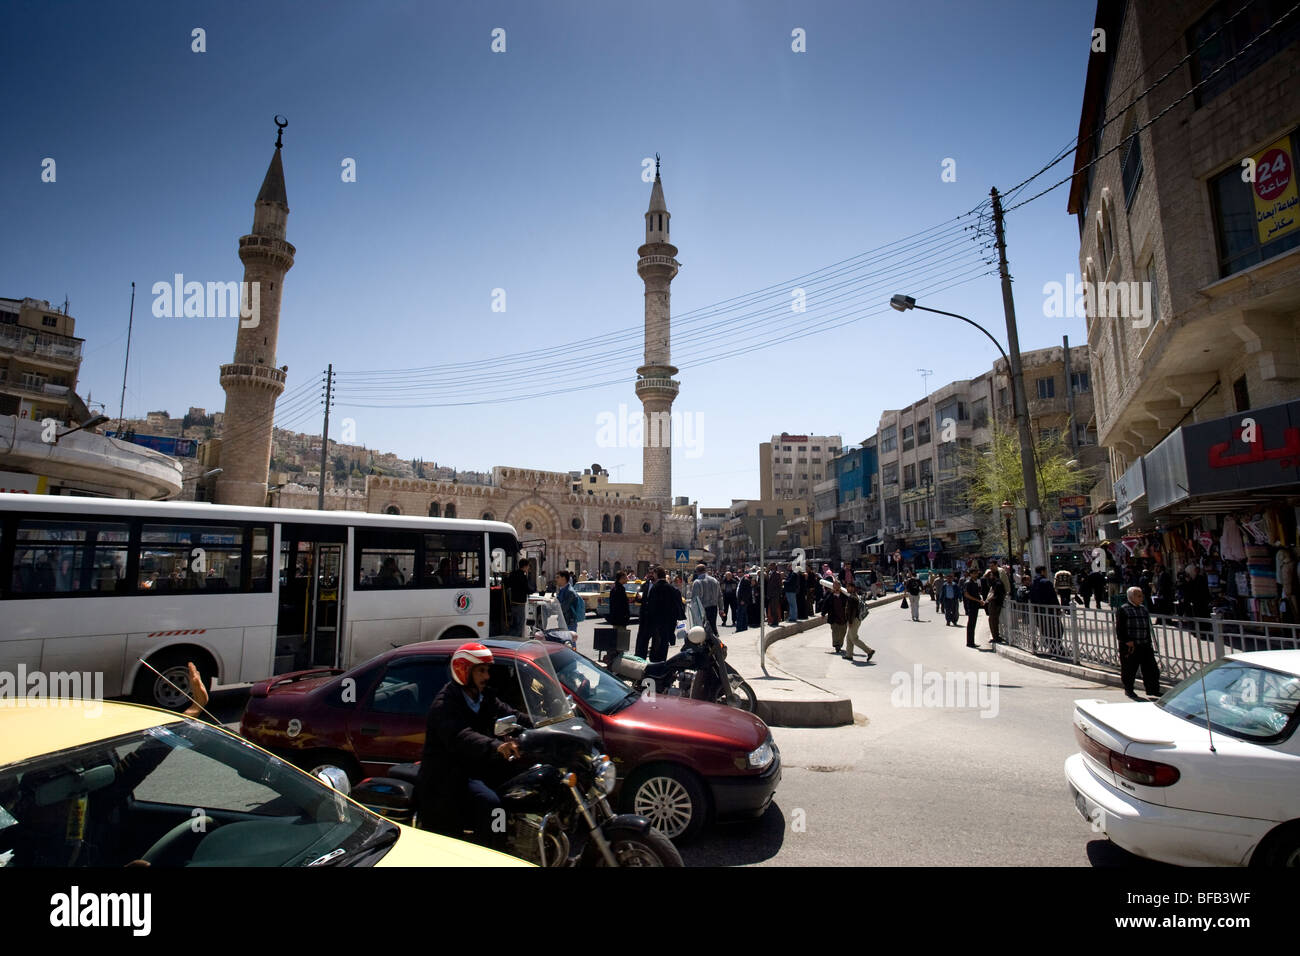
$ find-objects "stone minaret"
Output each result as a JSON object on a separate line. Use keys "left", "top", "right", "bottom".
{"left": 215, "top": 120, "right": 295, "bottom": 506}
{"left": 635, "top": 155, "right": 680, "bottom": 507}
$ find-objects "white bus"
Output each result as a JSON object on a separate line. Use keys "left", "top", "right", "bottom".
{"left": 0, "top": 494, "right": 520, "bottom": 709}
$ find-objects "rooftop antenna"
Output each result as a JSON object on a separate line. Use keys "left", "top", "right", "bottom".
{"left": 918, "top": 369, "right": 933, "bottom": 397}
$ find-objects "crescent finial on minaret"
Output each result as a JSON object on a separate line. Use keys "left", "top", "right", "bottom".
{"left": 655, "top": 152, "right": 660, "bottom": 179}
{"left": 274, "top": 115, "right": 288, "bottom": 149}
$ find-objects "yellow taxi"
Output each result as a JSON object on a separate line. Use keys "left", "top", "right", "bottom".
{"left": 0, "top": 699, "right": 528, "bottom": 867}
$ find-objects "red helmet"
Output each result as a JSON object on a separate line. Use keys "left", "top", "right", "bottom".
{"left": 450, "top": 643, "right": 494, "bottom": 685}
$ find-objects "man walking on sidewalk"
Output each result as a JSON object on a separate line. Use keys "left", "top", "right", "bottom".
{"left": 691, "top": 563, "right": 721, "bottom": 637}
{"left": 822, "top": 578, "right": 851, "bottom": 654}
{"left": 1116, "top": 585, "right": 1161, "bottom": 698}
{"left": 984, "top": 567, "right": 1006, "bottom": 644}
{"left": 940, "top": 573, "right": 961, "bottom": 625}
{"left": 842, "top": 581, "right": 875, "bottom": 661}
{"left": 962, "top": 568, "right": 985, "bottom": 648}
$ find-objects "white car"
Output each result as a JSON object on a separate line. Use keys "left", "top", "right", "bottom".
{"left": 1066, "top": 650, "right": 1300, "bottom": 867}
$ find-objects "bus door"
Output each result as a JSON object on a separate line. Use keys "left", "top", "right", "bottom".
{"left": 276, "top": 524, "right": 347, "bottom": 672}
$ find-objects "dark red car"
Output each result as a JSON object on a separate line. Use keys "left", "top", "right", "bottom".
{"left": 240, "top": 639, "right": 780, "bottom": 841}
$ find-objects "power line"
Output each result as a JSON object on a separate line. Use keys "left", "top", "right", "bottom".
{"left": 998, "top": 0, "right": 1267, "bottom": 205}
{"left": 1003, "top": 0, "right": 1298, "bottom": 214}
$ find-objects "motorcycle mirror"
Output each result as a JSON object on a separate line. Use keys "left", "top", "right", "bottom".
{"left": 494, "top": 715, "right": 519, "bottom": 737}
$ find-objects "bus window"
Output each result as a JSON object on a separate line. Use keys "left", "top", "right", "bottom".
{"left": 251, "top": 526, "right": 272, "bottom": 593}
{"left": 139, "top": 524, "right": 244, "bottom": 593}
{"left": 355, "top": 529, "right": 418, "bottom": 590}
{"left": 421, "top": 532, "right": 483, "bottom": 588}
{"left": 10, "top": 519, "right": 129, "bottom": 596}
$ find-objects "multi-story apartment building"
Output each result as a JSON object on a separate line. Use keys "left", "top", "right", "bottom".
{"left": 819, "top": 436, "right": 880, "bottom": 564}
{"left": 1065, "top": 0, "right": 1299, "bottom": 622}
{"left": 759, "top": 432, "right": 843, "bottom": 501}
{"left": 0, "top": 297, "right": 83, "bottom": 424}
{"left": 1069, "top": 0, "right": 1299, "bottom": 485}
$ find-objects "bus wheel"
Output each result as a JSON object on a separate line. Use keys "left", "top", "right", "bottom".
{"left": 441, "top": 626, "right": 478, "bottom": 644}
{"left": 133, "top": 650, "right": 215, "bottom": 711}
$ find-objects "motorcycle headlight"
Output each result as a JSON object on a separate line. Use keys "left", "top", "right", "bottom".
{"left": 594, "top": 756, "right": 617, "bottom": 795}
{"left": 747, "top": 740, "right": 774, "bottom": 770}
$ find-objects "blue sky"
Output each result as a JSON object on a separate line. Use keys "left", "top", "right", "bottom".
{"left": 2, "top": 0, "right": 1095, "bottom": 506}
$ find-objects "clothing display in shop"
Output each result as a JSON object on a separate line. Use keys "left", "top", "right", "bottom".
{"left": 1220, "top": 516, "right": 1247, "bottom": 561}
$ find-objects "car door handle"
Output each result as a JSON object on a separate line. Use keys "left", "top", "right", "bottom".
{"left": 359, "top": 725, "right": 381, "bottom": 736}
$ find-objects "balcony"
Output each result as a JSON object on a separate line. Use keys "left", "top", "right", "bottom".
{"left": 219, "top": 362, "right": 287, "bottom": 392}
{"left": 0, "top": 324, "right": 83, "bottom": 365}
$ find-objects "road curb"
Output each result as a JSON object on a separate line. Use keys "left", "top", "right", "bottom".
{"left": 991, "top": 642, "right": 1126, "bottom": 687}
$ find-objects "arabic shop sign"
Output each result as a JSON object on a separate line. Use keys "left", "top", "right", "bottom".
{"left": 1058, "top": 495, "right": 1088, "bottom": 520}
{"left": 1114, "top": 458, "right": 1147, "bottom": 528}
{"left": 1146, "top": 399, "right": 1300, "bottom": 512}
{"left": 1252, "top": 136, "right": 1299, "bottom": 245}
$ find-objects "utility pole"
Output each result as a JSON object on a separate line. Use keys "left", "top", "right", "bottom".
{"left": 117, "top": 282, "right": 135, "bottom": 434}
{"left": 1063, "top": 334, "right": 1077, "bottom": 457}
{"left": 318, "top": 364, "right": 333, "bottom": 511}
{"left": 990, "top": 187, "right": 1046, "bottom": 571}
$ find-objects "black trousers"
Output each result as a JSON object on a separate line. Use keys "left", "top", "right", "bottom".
{"left": 942, "top": 598, "right": 959, "bottom": 623}
{"left": 705, "top": 605, "right": 718, "bottom": 637}
{"left": 1121, "top": 643, "right": 1161, "bottom": 695}
{"left": 986, "top": 601, "right": 1003, "bottom": 641}
{"left": 965, "top": 604, "right": 981, "bottom": 645}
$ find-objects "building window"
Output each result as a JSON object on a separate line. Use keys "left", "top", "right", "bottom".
{"left": 884, "top": 497, "right": 901, "bottom": 525}
{"left": 881, "top": 461, "right": 898, "bottom": 485}
{"left": 917, "top": 418, "right": 931, "bottom": 445}
{"left": 571, "top": 517, "right": 582, "bottom": 530}
{"left": 613, "top": 515, "right": 623, "bottom": 533}
{"left": 903, "top": 464, "right": 916, "bottom": 490}
{"left": 880, "top": 425, "right": 897, "bottom": 453}
{"left": 1188, "top": 0, "right": 1300, "bottom": 108}
{"left": 970, "top": 398, "right": 988, "bottom": 429}
{"left": 793, "top": 508, "right": 801, "bottom": 516}
{"left": 1036, "top": 377, "right": 1056, "bottom": 399}
{"left": 1075, "top": 422, "right": 1097, "bottom": 446}
{"left": 428, "top": 503, "right": 440, "bottom": 517}
{"left": 998, "top": 386, "right": 1009, "bottom": 407}
{"left": 1040, "top": 426, "right": 1061, "bottom": 445}
{"left": 1233, "top": 375, "right": 1251, "bottom": 412}
{"left": 1209, "top": 129, "right": 1300, "bottom": 277}
{"left": 919, "top": 459, "right": 933, "bottom": 482}
{"left": 1120, "top": 124, "right": 1143, "bottom": 208}
{"left": 42, "top": 315, "right": 57, "bottom": 328}
{"left": 902, "top": 425, "right": 915, "bottom": 451}
{"left": 444, "top": 504, "right": 456, "bottom": 518}
{"left": 385, "top": 506, "right": 400, "bottom": 515}
{"left": 1071, "top": 370, "right": 1090, "bottom": 393}
{"left": 811, "top": 445, "right": 820, "bottom": 451}
{"left": 601, "top": 514, "right": 611, "bottom": 533}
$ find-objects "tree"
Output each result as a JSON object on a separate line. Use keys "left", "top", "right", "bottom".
{"left": 961, "top": 418, "right": 1088, "bottom": 556}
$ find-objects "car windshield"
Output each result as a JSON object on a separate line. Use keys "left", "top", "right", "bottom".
{"left": 1158, "top": 658, "right": 1300, "bottom": 742}
{"left": 0, "top": 719, "right": 392, "bottom": 867}
{"left": 547, "top": 647, "right": 638, "bottom": 715}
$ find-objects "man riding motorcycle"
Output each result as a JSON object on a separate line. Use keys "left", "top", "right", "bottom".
{"left": 416, "top": 643, "right": 523, "bottom": 849}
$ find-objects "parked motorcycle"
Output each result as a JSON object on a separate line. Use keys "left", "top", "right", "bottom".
{"left": 606, "top": 599, "right": 757, "bottom": 712}
{"left": 351, "top": 640, "right": 681, "bottom": 867}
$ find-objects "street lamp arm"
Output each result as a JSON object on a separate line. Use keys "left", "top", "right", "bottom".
{"left": 911, "top": 305, "right": 1010, "bottom": 367}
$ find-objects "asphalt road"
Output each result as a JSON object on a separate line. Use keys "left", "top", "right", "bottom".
{"left": 201, "top": 608, "right": 1159, "bottom": 867}
{"left": 568, "top": 605, "right": 1159, "bottom": 867}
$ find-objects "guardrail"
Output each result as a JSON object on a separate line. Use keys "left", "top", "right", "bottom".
{"left": 1000, "top": 599, "right": 1300, "bottom": 683}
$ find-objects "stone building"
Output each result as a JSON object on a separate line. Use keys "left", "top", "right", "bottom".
{"left": 366, "top": 467, "right": 670, "bottom": 580}
{"left": 1067, "top": 0, "right": 1300, "bottom": 486}
{"left": 0, "top": 297, "right": 82, "bottom": 424}
{"left": 760, "top": 433, "right": 843, "bottom": 501}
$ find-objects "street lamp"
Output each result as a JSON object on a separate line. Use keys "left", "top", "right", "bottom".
{"left": 889, "top": 293, "right": 1046, "bottom": 571}
{"left": 920, "top": 474, "right": 934, "bottom": 570}
{"left": 56, "top": 414, "right": 111, "bottom": 441}
{"left": 596, "top": 534, "right": 603, "bottom": 578}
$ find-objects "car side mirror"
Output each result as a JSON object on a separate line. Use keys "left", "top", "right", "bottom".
{"left": 494, "top": 715, "right": 519, "bottom": 737}
{"left": 313, "top": 765, "right": 351, "bottom": 796}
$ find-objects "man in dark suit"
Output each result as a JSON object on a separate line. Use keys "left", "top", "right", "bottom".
{"left": 962, "top": 568, "right": 986, "bottom": 648}
{"left": 637, "top": 568, "right": 684, "bottom": 662}
{"left": 1029, "top": 565, "right": 1061, "bottom": 652}
{"left": 417, "top": 643, "right": 522, "bottom": 848}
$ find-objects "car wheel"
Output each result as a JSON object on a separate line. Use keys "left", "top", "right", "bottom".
{"left": 132, "top": 649, "right": 215, "bottom": 711}
{"left": 1255, "top": 822, "right": 1300, "bottom": 867}
{"left": 626, "top": 764, "right": 707, "bottom": 842}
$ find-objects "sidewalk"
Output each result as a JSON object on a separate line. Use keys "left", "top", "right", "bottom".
{"left": 725, "top": 593, "right": 903, "bottom": 727}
